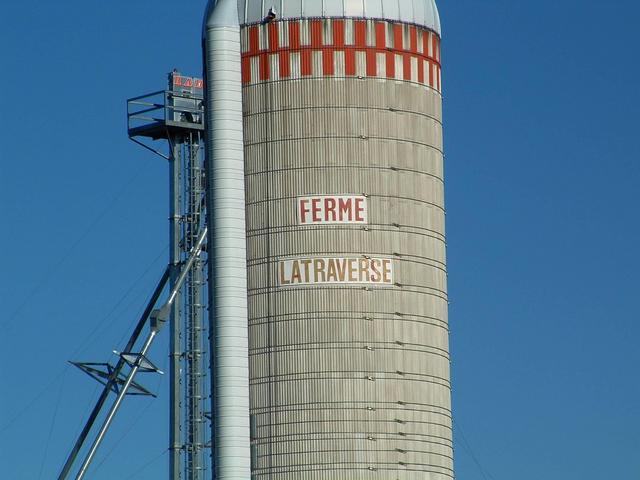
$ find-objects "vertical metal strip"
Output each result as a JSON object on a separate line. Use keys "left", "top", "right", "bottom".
{"left": 169, "top": 139, "right": 183, "bottom": 480}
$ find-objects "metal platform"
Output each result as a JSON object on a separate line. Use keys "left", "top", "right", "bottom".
{"left": 127, "top": 89, "right": 204, "bottom": 140}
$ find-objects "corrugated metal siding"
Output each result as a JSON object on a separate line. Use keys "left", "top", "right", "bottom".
{"left": 242, "top": 20, "right": 451, "bottom": 479}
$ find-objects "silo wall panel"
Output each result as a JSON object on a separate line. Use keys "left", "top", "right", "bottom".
{"left": 241, "top": 16, "right": 450, "bottom": 479}
{"left": 248, "top": 318, "right": 450, "bottom": 354}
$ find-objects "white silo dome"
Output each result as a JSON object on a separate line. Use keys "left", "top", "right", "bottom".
{"left": 239, "top": 0, "right": 441, "bottom": 35}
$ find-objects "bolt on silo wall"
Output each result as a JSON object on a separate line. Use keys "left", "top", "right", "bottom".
{"left": 241, "top": 16, "right": 452, "bottom": 479}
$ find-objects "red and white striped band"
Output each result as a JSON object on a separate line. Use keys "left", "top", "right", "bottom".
{"left": 240, "top": 19, "right": 442, "bottom": 92}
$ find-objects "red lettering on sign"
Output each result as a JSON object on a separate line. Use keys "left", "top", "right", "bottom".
{"left": 299, "top": 199, "right": 311, "bottom": 224}
{"left": 298, "top": 195, "right": 368, "bottom": 224}
{"left": 172, "top": 76, "right": 203, "bottom": 89}
{"left": 311, "top": 198, "right": 322, "bottom": 222}
{"left": 325, "top": 198, "right": 337, "bottom": 222}
{"left": 338, "top": 198, "right": 353, "bottom": 221}
{"left": 355, "top": 198, "right": 365, "bottom": 222}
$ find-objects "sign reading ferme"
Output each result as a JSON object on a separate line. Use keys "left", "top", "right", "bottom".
{"left": 298, "top": 195, "right": 367, "bottom": 225}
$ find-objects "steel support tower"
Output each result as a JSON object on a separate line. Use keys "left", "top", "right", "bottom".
{"left": 128, "top": 71, "right": 209, "bottom": 480}
{"left": 57, "top": 71, "right": 210, "bottom": 480}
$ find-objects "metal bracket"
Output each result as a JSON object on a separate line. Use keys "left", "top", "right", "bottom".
{"left": 116, "top": 351, "right": 164, "bottom": 374}
{"left": 70, "top": 362, "right": 156, "bottom": 397}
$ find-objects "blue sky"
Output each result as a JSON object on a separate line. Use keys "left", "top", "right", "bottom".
{"left": 1, "top": 1, "right": 639, "bottom": 479}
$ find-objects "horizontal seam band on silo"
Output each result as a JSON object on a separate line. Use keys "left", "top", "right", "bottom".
{"left": 251, "top": 435, "right": 453, "bottom": 451}
{"left": 250, "top": 463, "right": 454, "bottom": 476}
{"left": 248, "top": 313, "right": 450, "bottom": 331}
{"left": 244, "top": 167, "right": 445, "bottom": 185}
{"left": 252, "top": 448, "right": 454, "bottom": 464}
{"left": 251, "top": 419, "right": 454, "bottom": 430}
{"left": 249, "top": 373, "right": 452, "bottom": 389}
{"left": 243, "top": 136, "right": 445, "bottom": 155}
{"left": 249, "top": 405, "right": 453, "bottom": 419}
{"left": 246, "top": 224, "right": 447, "bottom": 243}
{"left": 248, "top": 340, "right": 450, "bottom": 355}
{"left": 247, "top": 286, "right": 449, "bottom": 301}
{"left": 241, "top": 18, "right": 442, "bottom": 92}
{"left": 249, "top": 313, "right": 449, "bottom": 328}
{"left": 249, "top": 401, "right": 453, "bottom": 418}
{"left": 249, "top": 428, "right": 455, "bottom": 440}
{"left": 248, "top": 347, "right": 450, "bottom": 363}
{"left": 251, "top": 445, "right": 454, "bottom": 461}
{"left": 243, "top": 105, "right": 444, "bottom": 127}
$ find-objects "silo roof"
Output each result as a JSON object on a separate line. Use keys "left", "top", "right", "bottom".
{"left": 239, "top": 0, "right": 442, "bottom": 35}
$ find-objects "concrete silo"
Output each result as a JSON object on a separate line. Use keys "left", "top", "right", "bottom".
{"left": 206, "top": 1, "right": 451, "bottom": 478}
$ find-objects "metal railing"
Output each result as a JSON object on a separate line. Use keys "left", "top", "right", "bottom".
{"left": 127, "top": 90, "right": 204, "bottom": 135}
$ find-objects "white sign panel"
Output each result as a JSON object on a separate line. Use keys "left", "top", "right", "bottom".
{"left": 298, "top": 195, "right": 368, "bottom": 225}
{"left": 278, "top": 257, "right": 393, "bottom": 286}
